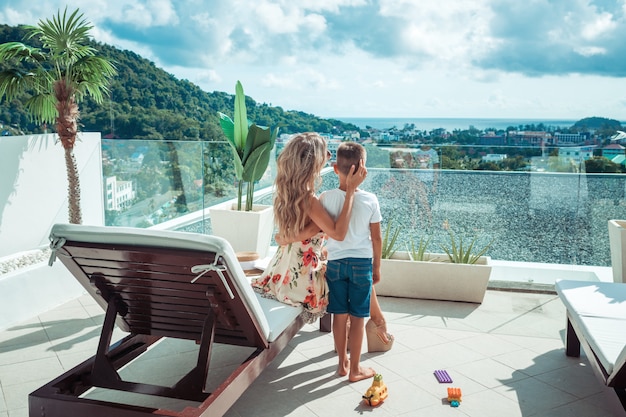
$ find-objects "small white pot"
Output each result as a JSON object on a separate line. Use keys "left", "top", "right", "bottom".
{"left": 209, "top": 203, "right": 274, "bottom": 258}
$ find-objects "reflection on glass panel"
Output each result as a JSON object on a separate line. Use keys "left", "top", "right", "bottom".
{"left": 103, "top": 139, "right": 205, "bottom": 227}
{"left": 331, "top": 143, "right": 625, "bottom": 267}
{"left": 201, "top": 139, "right": 277, "bottom": 209}
{"left": 101, "top": 140, "right": 626, "bottom": 268}
{"left": 102, "top": 139, "right": 278, "bottom": 230}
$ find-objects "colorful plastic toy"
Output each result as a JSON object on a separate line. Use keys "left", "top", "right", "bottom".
{"left": 434, "top": 369, "right": 452, "bottom": 383}
{"left": 362, "top": 373, "right": 388, "bottom": 406}
{"left": 447, "top": 387, "right": 462, "bottom": 407}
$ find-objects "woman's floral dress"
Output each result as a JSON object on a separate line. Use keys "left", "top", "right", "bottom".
{"left": 251, "top": 232, "right": 328, "bottom": 324}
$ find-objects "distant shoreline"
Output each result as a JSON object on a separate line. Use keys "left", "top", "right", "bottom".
{"left": 337, "top": 117, "right": 581, "bottom": 131}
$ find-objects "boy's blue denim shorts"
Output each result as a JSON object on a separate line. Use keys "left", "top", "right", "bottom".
{"left": 325, "top": 258, "right": 372, "bottom": 318}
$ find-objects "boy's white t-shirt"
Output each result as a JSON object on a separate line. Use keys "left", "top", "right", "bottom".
{"left": 319, "top": 188, "right": 382, "bottom": 260}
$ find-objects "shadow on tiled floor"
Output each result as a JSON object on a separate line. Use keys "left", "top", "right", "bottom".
{"left": 1, "top": 291, "right": 625, "bottom": 417}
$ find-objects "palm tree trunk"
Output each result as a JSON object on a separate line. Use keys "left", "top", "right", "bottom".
{"left": 65, "top": 147, "right": 82, "bottom": 224}
{"left": 55, "top": 80, "right": 82, "bottom": 224}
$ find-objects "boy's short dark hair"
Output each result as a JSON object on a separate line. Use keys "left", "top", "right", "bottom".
{"left": 335, "top": 142, "right": 366, "bottom": 175}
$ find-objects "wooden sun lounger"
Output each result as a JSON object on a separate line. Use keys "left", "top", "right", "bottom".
{"left": 555, "top": 279, "right": 626, "bottom": 410}
{"left": 29, "top": 224, "right": 317, "bottom": 417}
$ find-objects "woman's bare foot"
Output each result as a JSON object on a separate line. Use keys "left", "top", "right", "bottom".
{"left": 349, "top": 366, "right": 376, "bottom": 382}
{"left": 337, "top": 358, "right": 350, "bottom": 376}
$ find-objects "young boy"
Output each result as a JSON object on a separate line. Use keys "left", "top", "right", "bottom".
{"left": 320, "top": 141, "right": 382, "bottom": 382}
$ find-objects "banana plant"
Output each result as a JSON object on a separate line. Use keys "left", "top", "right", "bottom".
{"left": 219, "top": 81, "right": 279, "bottom": 211}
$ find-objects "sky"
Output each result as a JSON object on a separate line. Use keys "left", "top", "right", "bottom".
{"left": 1, "top": 0, "right": 626, "bottom": 121}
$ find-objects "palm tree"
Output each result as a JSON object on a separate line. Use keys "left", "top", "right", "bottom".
{"left": 0, "top": 8, "right": 116, "bottom": 224}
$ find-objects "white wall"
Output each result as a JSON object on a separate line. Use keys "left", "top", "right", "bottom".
{"left": 0, "top": 132, "right": 104, "bottom": 257}
{"left": 0, "top": 132, "right": 104, "bottom": 331}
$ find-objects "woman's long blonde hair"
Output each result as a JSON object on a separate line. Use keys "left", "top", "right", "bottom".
{"left": 273, "top": 132, "right": 327, "bottom": 240}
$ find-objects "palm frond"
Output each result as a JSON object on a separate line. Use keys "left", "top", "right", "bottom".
{"left": 0, "top": 42, "right": 45, "bottom": 63}
{"left": 24, "top": 94, "right": 57, "bottom": 124}
{"left": 73, "top": 56, "right": 117, "bottom": 103}
{"left": 0, "top": 69, "right": 34, "bottom": 100}
{"left": 36, "top": 8, "right": 92, "bottom": 54}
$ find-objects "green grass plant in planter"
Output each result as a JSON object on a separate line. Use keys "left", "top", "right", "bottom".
{"left": 407, "top": 236, "right": 432, "bottom": 262}
{"left": 382, "top": 220, "right": 400, "bottom": 259}
{"left": 377, "top": 226, "right": 493, "bottom": 303}
{"left": 219, "top": 81, "right": 279, "bottom": 211}
{"left": 441, "top": 230, "right": 494, "bottom": 264}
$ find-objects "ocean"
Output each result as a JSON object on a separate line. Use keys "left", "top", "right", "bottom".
{"left": 337, "top": 117, "right": 579, "bottom": 131}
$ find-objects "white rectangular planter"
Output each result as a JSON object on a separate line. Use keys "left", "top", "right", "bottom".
{"left": 209, "top": 203, "right": 274, "bottom": 258}
{"left": 376, "top": 252, "right": 492, "bottom": 303}
{"left": 608, "top": 219, "right": 626, "bottom": 283}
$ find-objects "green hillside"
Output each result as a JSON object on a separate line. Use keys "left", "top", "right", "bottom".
{"left": 0, "top": 24, "right": 359, "bottom": 140}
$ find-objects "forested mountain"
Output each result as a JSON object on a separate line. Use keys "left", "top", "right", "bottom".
{"left": 573, "top": 116, "right": 622, "bottom": 131}
{"left": 0, "top": 24, "right": 359, "bottom": 140}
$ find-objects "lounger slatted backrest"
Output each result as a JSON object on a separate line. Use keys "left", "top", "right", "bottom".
{"left": 56, "top": 239, "right": 266, "bottom": 348}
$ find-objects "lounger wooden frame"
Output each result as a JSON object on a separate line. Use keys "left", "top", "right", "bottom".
{"left": 29, "top": 224, "right": 314, "bottom": 417}
{"left": 557, "top": 280, "right": 626, "bottom": 410}
{"left": 563, "top": 309, "right": 626, "bottom": 409}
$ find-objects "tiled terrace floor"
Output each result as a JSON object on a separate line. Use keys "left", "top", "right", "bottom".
{"left": 1, "top": 289, "right": 625, "bottom": 417}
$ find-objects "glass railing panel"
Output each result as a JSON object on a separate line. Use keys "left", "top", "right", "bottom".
{"left": 182, "top": 139, "right": 277, "bottom": 235}
{"left": 102, "top": 139, "right": 277, "bottom": 229}
{"left": 101, "top": 140, "right": 624, "bottom": 268}
{"left": 340, "top": 144, "right": 626, "bottom": 267}
{"left": 103, "top": 139, "right": 205, "bottom": 227}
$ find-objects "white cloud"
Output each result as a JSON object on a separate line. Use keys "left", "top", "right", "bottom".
{"left": 2, "top": 0, "right": 626, "bottom": 119}
{"left": 114, "top": 0, "right": 178, "bottom": 27}
{"left": 378, "top": 0, "right": 495, "bottom": 66}
{"left": 262, "top": 73, "right": 296, "bottom": 89}
{"left": 574, "top": 46, "right": 607, "bottom": 57}
{"left": 254, "top": 2, "right": 327, "bottom": 35}
{"left": 0, "top": 7, "right": 33, "bottom": 25}
{"left": 297, "top": 0, "right": 368, "bottom": 13}
{"left": 581, "top": 11, "right": 616, "bottom": 40}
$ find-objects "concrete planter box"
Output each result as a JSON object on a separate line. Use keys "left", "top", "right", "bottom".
{"left": 608, "top": 219, "right": 626, "bottom": 283}
{"left": 376, "top": 251, "right": 492, "bottom": 303}
{"left": 209, "top": 203, "right": 274, "bottom": 258}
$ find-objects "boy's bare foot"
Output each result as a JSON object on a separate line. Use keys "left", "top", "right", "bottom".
{"left": 348, "top": 366, "right": 376, "bottom": 382}
{"left": 337, "top": 358, "right": 350, "bottom": 376}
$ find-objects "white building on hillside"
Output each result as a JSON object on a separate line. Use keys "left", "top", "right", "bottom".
{"left": 558, "top": 146, "right": 594, "bottom": 165}
{"left": 482, "top": 154, "right": 507, "bottom": 162}
{"left": 105, "top": 176, "right": 135, "bottom": 211}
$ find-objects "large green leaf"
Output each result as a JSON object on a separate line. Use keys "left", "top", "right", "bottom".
{"left": 229, "top": 146, "right": 245, "bottom": 180}
{"left": 219, "top": 112, "right": 244, "bottom": 180}
{"left": 242, "top": 142, "right": 272, "bottom": 182}
{"left": 233, "top": 80, "right": 247, "bottom": 152}
{"left": 242, "top": 124, "right": 278, "bottom": 181}
{"left": 242, "top": 124, "right": 268, "bottom": 162}
{"left": 218, "top": 112, "right": 235, "bottom": 144}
